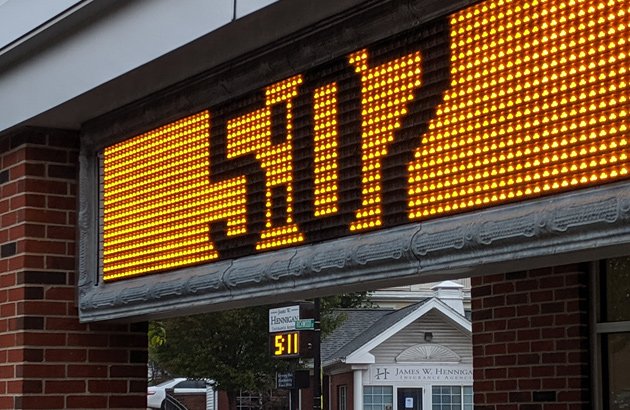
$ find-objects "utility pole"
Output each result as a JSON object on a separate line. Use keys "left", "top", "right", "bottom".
{"left": 313, "top": 298, "right": 321, "bottom": 410}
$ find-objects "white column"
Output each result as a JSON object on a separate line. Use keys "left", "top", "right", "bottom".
{"left": 353, "top": 369, "right": 363, "bottom": 410}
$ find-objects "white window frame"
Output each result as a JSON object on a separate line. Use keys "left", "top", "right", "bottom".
{"left": 430, "top": 385, "right": 473, "bottom": 410}
{"left": 338, "top": 385, "right": 347, "bottom": 410}
{"left": 363, "top": 385, "right": 394, "bottom": 410}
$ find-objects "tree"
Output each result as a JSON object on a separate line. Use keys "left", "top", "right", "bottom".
{"left": 152, "top": 305, "right": 289, "bottom": 409}
{"left": 150, "top": 293, "right": 372, "bottom": 410}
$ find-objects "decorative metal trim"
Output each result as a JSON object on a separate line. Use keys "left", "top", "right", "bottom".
{"left": 78, "top": 175, "right": 630, "bottom": 322}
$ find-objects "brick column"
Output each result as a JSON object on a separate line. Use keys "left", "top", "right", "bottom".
{"left": 0, "top": 129, "right": 147, "bottom": 409}
{"left": 471, "top": 265, "right": 591, "bottom": 410}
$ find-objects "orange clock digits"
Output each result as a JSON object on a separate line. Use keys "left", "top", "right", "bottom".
{"left": 273, "top": 332, "right": 300, "bottom": 356}
{"left": 102, "top": 112, "right": 225, "bottom": 280}
{"left": 227, "top": 75, "right": 305, "bottom": 251}
{"left": 313, "top": 83, "right": 340, "bottom": 217}
{"left": 408, "top": 0, "right": 629, "bottom": 219}
{"left": 349, "top": 49, "right": 423, "bottom": 231}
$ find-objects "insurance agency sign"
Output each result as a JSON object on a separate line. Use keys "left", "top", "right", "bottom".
{"left": 369, "top": 365, "right": 473, "bottom": 384}
{"left": 269, "top": 305, "right": 300, "bottom": 333}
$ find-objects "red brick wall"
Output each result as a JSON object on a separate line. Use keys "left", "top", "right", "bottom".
{"left": 329, "top": 372, "right": 354, "bottom": 410}
{"left": 471, "top": 265, "right": 591, "bottom": 410}
{"left": 302, "top": 378, "right": 314, "bottom": 410}
{"left": 217, "top": 390, "right": 229, "bottom": 410}
{"left": 0, "top": 129, "right": 148, "bottom": 409}
{"left": 170, "top": 392, "right": 207, "bottom": 410}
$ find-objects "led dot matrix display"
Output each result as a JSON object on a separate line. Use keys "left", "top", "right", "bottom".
{"left": 102, "top": 0, "right": 629, "bottom": 281}
{"left": 349, "top": 49, "right": 423, "bottom": 231}
{"left": 313, "top": 83, "right": 340, "bottom": 217}
{"left": 407, "top": 0, "right": 629, "bottom": 219}
{"left": 227, "top": 75, "right": 305, "bottom": 250}
{"left": 102, "top": 112, "right": 219, "bottom": 280}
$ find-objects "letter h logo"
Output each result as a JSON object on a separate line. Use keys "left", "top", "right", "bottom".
{"left": 375, "top": 368, "right": 390, "bottom": 380}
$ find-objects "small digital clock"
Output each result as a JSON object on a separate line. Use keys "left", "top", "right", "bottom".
{"left": 270, "top": 331, "right": 314, "bottom": 358}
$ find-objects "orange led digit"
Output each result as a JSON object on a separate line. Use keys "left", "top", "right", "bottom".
{"left": 349, "top": 49, "right": 423, "bottom": 231}
{"left": 313, "top": 83, "right": 340, "bottom": 216}
{"left": 270, "top": 331, "right": 312, "bottom": 358}
{"left": 227, "top": 75, "right": 306, "bottom": 251}
{"left": 408, "top": 0, "right": 629, "bottom": 219}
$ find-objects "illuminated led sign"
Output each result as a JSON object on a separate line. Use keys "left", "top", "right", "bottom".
{"left": 101, "top": 0, "right": 629, "bottom": 281}
{"left": 270, "top": 331, "right": 314, "bottom": 358}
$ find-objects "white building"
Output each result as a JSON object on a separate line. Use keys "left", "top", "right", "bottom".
{"left": 371, "top": 279, "right": 471, "bottom": 313}
{"left": 323, "top": 283, "right": 472, "bottom": 410}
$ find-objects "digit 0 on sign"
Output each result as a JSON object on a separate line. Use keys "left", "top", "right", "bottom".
{"left": 101, "top": 0, "right": 630, "bottom": 281}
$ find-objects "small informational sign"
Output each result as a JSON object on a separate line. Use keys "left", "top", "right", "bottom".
{"left": 269, "top": 305, "right": 300, "bottom": 332}
{"left": 277, "top": 372, "right": 295, "bottom": 389}
{"left": 295, "top": 319, "right": 315, "bottom": 330}
{"left": 405, "top": 398, "right": 413, "bottom": 409}
{"left": 276, "top": 370, "right": 310, "bottom": 389}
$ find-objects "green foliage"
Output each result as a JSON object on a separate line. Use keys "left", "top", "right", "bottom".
{"left": 149, "top": 321, "right": 166, "bottom": 348}
{"left": 152, "top": 305, "right": 288, "bottom": 393}
{"left": 150, "top": 292, "right": 372, "bottom": 395}
{"left": 323, "top": 291, "right": 374, "bottom": 310}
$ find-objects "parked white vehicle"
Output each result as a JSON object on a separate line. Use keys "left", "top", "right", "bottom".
{"left": 147, "top": 378, "right": 210, "bottom": 409}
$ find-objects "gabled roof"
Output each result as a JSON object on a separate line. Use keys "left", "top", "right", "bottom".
{"left": 321, "top": 308, "right": 394, "bottom": 362}
{"left": 322, "top": 297, "right": 471, "bottom": 367}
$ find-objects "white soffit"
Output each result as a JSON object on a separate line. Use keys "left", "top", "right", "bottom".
{"left": 0, "top": 0, "right": 82, "bottom": 49}
{"left": 0, "top": 0, "right": 280, "bottom": 134}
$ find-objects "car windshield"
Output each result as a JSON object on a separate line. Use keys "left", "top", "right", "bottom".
{"left": 153, "top": 378, "right": 184, "bottom": 388}
{"left": 175, "top": 380, "right": 207, "bottom": 389}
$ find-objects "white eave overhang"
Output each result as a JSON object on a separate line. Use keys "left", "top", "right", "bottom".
{"left": 343, "top": 299, "right": 471, "bottom": 365}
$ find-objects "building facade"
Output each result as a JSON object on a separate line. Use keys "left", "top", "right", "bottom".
{"left": 0, "top": 0, "right": 629, "bottom": 409}
{"left": 324, "top": 283, "right": 473, "bottom": 410}
{"left": 371, "top": 279, "right": 472, "bottom": 312}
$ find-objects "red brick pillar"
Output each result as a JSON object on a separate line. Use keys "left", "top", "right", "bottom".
{"left": 0, "top": 129, "right": 147, "bottom": 409}
{"left": 471, "top": 266, "right": 591, "bottom": 410}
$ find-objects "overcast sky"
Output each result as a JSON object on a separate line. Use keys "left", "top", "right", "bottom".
{"left": 0, "top": 0, "right": 81, "bottom": 49}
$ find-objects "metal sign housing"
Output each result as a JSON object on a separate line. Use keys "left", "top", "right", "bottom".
{"left": 78, "top": 0, "right": 630, "bottom": 321}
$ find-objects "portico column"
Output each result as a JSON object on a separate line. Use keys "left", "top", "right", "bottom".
{"left": 353, "top": 369, "right": 363, "bottom": 410}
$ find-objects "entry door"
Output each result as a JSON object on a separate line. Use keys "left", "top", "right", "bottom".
{"left": 397, "top": 388, "right": 423, "bottom": 410}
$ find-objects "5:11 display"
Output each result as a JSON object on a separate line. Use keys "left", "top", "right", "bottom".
{"left": 270, "top": 331, "right": 313, "bottom": 358}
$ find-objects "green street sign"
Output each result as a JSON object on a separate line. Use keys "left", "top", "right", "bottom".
{"left": 295, "top": 319, "right": 315, "bottom": 330}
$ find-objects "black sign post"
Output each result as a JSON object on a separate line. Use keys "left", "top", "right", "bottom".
{"left": 313, "top": 298, "right": 321, "bottom": 410}
{"left": 277, "top": 370, "right": 310, "bottom": 410}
